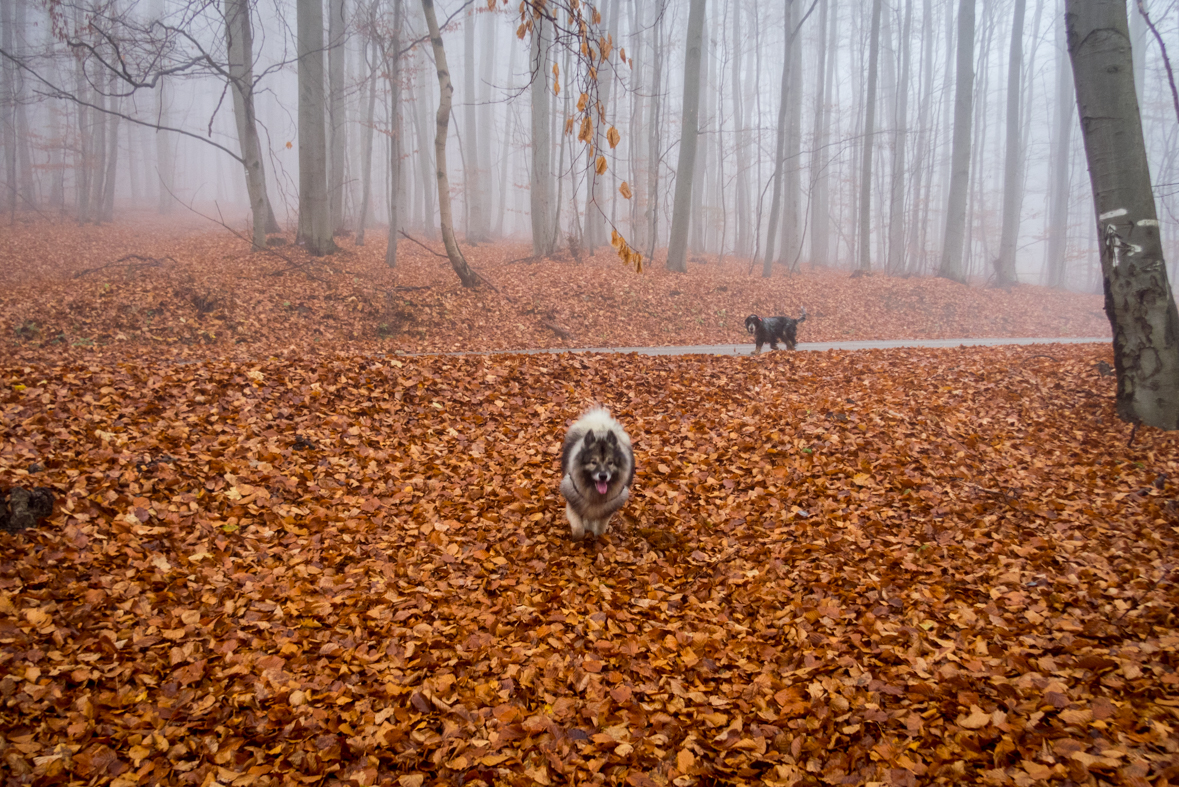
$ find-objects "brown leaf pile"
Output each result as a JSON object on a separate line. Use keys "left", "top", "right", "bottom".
{"left": 0, "top": 215, "right": 1109, "bottom": 362}
{"left": 3, "top": 339, "right": 1179, "bottom": 786}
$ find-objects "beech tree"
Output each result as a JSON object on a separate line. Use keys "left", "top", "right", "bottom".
{"left": 994, "top": 0, "right": 1025, "bottom": 287}
{"left": 421, "top": 0, "right": 479, "bottom": 287}
{"left": 297, "top": 0, "right": 335, "bottom": 255}
{"left": 939, "top": 0, "right": 974, "bottom": 282}
{"left": 1065, "top": 0, "right": 1179, "bottom": 430}
{"left": 666, "top": 0, "right": 706, "bottom": 274}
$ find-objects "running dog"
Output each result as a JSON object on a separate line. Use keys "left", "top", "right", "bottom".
{"left": 744, "top": 307, "right": 807, "bottom": 353}
{"left": 558, "top": 407, "right": 635, "bottom": 541}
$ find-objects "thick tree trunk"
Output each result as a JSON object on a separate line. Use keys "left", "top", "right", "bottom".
{"left": 226, "top": 0, "right": 276, "bottom": 249}
{"left": 994, "top": 0, "right": 1025, "bottom": 287}
{"left": 528, "top": 7, "right": 556, "bottom": 257}
{"left": 856, "top": 0, "right": 883, "bottom": 274}
{"left": 297, "top": 0, "right": 336, "bottom": 255}
{"left": 1066, "top": 0, "right": 1179, "bottom": 429}
{"left": 666, "top": 0, "right": 706, "bottom": 273}
{"left": 421, "top": 0, "right": 478, "bottom": 287}
{"left": 939, "top": 0, "right": 974, "bottom": 282}
{"left": 327, "top": 0, "right": 346, "bottom": 232}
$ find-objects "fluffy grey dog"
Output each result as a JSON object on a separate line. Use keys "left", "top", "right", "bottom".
{"left": 558, "top": 407, "right": 635, "bottom": 540}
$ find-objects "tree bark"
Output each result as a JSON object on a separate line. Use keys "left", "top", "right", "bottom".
{"left": 644, "top": 0, "right": 666, "bottom": 263}
{"left": 856, "top": 0, "right": 882, "bottom": 275}
{"left": 226, "top": 0, "right": 278, "bottom": 249}
{"left": 327, "top": 0, "right": 346, "bottom": 232}
{"left": 939, "top": 0, "right": 974, "bottom": 282}
{"left": 810, "top": 0, "right": 836, "bottom": 269}
{"left": 886, "top": 0, "right": 912, "bottom": 274}
{"left": 462, "top": 6, "right": 487, "bottom": 241}
{"left": 1066, "top": 0, "right": 1179, "bottom": 429}
{"left": 761, "top": 3, "right": 793, "bottom": 278}
{"left": 994, "top": 0, "right": 1025, "bottom": 287}
{"left": 297, "top": 0, "right": 336, "bottom": 255}
{"left": 1045, "top": 9, "right": 1072, "bottom": 289}
{"left": 356, "top": 17, "right": 378, "bottom": 247}
{"left": 421, "top": 0, "right": 479, "bottom": 287}
{"left": 385, "top": 0, "right": 403, "bottom": 266}
{"left": 528, "top": 6, "right": 556, "bottom": 257}
{"left": 666, "top": 0, "right": 706, "bottom": 273}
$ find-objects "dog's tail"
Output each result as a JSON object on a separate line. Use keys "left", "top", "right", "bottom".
{"left": 798, "top": 306, "right": 807, "bottom": 323}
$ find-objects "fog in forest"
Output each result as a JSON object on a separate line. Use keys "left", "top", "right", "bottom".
{"left": 1, "top": 0, "right": 1177, "bottom": 291}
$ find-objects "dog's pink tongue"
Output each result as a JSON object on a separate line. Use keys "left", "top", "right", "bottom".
{"left": 595, "top": 480, "right": 609, "bottom": 495}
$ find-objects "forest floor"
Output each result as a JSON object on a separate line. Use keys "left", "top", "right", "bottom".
{"left": 3, "top": 216, "right": 1179, "bottom": 787}
{"left": 0, "top": 213, "right": 1109, "bottom": 361}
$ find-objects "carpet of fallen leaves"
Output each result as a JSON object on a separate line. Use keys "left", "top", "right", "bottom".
{"left": 4, "top": 217, "right": 1178, "bottom": 787}
{"left": 0, "top": 214, "right": 1109, "bottom": 363}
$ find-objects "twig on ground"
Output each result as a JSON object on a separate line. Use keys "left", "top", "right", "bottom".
{"left": 542, "top": 320, "right": 574, "bottom": 340}
{"left": 75, "top": 254, "right": 178, "bottom": 278}
{"left": 1128, "top": 422, "right": 1140, "bottom": 448}
{"left": 399, "top": 231, "right": 449, "bottom": 260}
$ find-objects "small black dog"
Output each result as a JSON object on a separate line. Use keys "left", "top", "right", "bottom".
{"left": 745, "top": 307, "right": 807, "bottom": 353}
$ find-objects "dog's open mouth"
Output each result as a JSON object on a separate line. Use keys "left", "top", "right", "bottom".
{"left": 595, "top": 480, "right": 609, "bottom": 495}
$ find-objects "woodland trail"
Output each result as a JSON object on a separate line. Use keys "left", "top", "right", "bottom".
{"left": 412, "top": 335, "right": 1110, "bottom": 357}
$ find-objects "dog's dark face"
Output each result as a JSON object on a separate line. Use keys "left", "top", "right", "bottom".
{"left": 577, "top": 430, "right": 626, "bottom": 496}
{"left": 744, "top": 315, "right": 762, "bottom": 335}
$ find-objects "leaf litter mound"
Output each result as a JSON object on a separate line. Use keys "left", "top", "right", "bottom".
{"left": 3, "top": 336, "right": 1179, "bottom": 785}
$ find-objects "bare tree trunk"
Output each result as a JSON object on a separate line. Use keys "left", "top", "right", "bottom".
{"left": 645, "top": 0, "right": 666, "bottom": 262}
{"left": 462, "top": 6, "right": 487, "bottom": 241}
{"left": 689, "top": 1, "right": 709, "bottom": 256}
{"left": 496, "top": 28, "right": 516, "bottom": 237}
{"left": 886, "top": 0, "right": 912, "bottom": 274}
{"left": 421, "top": 0, "right": 478, "bottom": 286}
{"left": 856, "top": 0, "right": 883, "bottom": 274}
{"left": 1066, "top": 0, "right": 1179, "bottom": 429}
{"left": 12, "top": 0, "right": 33, "bottom": 207}
{"left": 905, "top": 0, "right": 933, "bottom": 274}
{"left": 1, "top": 0, "right": 16, "bottom": 218}
{"left": 939, "top": 0, "right": 974, "bottom": 282}
{"left": 356, "top": 18, "right": 378, "bottom": 246}
{"left": 89, "top": 77, "right": 107, "bottom": 222}
{"left": 101, "top": 81, "right": 119, "bottom": 222}
{"left": 810, "top": 0, "right": 836, "bottom": 269}
{"left": 781, "top": 0, "right": 803, "bottom": 270}
{"left": 226, "top": 0, "right": 276, "bottom": 248}
{"left": 732, "top": 0, "right": 749, "bottom": 259}
{"left": 761, "top": 4, "right": 793, "bottom": 278}
{"left": 385, "top": 0, "right": 403, "bottom": 266}
{"left": 528, "top": 6, "right": 555, "bottom": 256}
{"left": 1045, "top": 16, "right": 1073, "bottom": 290}
{"left": 327, "top": 0, "right": 346, "bottom": 232}
{"left": 628, "top": 0, "right": 646, "bottom": 252}
{"left": 994, "top": 0, "right": 1025, "bottom": 287}
{"left": 297, "top": 0, "right": 336, "bottom": 255}
{"left": 666, "top": 0, "right": 706, "bottom": 273}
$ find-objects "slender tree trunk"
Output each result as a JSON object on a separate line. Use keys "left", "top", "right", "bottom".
{"left": 327, "top": 0, "right": 346, "bottom": 232}
{"left": 1045, "top": 14, "right": 1072, "bottom": 289}
{"left": 732, "top": 0, "right": 749, "bottom": 259}
{"left": 761, "top": 5, "right": 793, "bottom": 278}
{"left": 811, "top": 0, "right": 837, "bottom": 268}
{"left": 12, "top": 0, "right": 33, "bottom": 207}
{"left": 689, "top": 1, "right": 709, "bottom": 256}
{"left": 887, "top": 0, "right": 912, "bottom": 274}
{"left": 781, "top": 0, "right": 803, "bottom": 270}
{"left": 357, "top": 23, "right": 378, "bottom": 246}
{"left": 1, "top": 0, "right": 16, "bottom": 217}
{"left": 496, "top": 28, "right": 516, "bottom": 237}
{"left": 226, "top": 0, "right": 275, "bottom": 248}
{"left": 856, "top": 0, "right": 883, "bottom": 274}
{"left": 297, "top": 0, "right": 336, "bottom": 255}
{"left": 101, "top": 82, "right": 119, "bottom": 222}
{"left": 628, "top": 0, "right": 646, "bottom": 252}
{"left": 528, "top": 6, "right": 555, "bottom": 256}
{"left": 421, "top": 0, "right": 478, "bottom": 286}
{"left": 1066, "top": 0, "right": 1179, "bottom": 429}
{"left": 89, "top": 79, "right": 107, "bottom": 222}
{"left": 463, "top": 6, "right": 487, "bottom": 241}
{"left": 994, "top": 0, "right": 1025, "bottom": 286}
{"left": 645, "top": 0, "right": 666, "bottom": 262}
{"left": 385, "top": 0, "right": 403, "bottom": 266}
{"left": 666, "top": 0, "right": 706, "bottom": 273}
{"left": 939, "top": 0, "right": 974, "bottom": 282}
{"left": 905, "top": 0, "right": 933, "bottom": 274}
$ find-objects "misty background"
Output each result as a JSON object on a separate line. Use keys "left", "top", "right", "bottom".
{"left": 1, "top": 0, "right": 1176, "bottom": 291}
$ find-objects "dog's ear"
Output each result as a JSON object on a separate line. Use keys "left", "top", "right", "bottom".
{"left": 584, "top": 430, "right": 598, "bottom": 447}
{"left": 603, "top": 431, "right": 617, "bottom": 447}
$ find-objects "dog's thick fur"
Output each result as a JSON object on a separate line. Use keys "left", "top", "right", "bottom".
{"left": 745, "top": 307, "right": 807, "bottom": 353}
{"left": 558, "top": 408, "right": 635, "bottom": 541}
